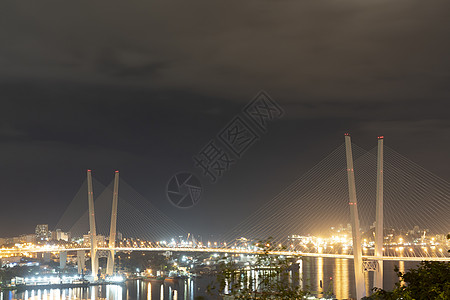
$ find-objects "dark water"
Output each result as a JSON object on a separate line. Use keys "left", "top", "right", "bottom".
{"left": 1, "top": 258, "right": 419, "bottom": 300}
{"left": 299, "top": 257, "right": 416, "bottom": 299}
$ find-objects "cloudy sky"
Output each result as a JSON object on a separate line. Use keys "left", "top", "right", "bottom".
{"left": 1, "top": 1, "right": 449, "bottom": 237}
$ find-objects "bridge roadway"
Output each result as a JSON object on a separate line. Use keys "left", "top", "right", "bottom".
{"left": 1, "top": 247, "right": 449, "bottom": 262}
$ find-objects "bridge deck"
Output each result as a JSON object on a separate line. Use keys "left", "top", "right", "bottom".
{"left": 1, "top": 247, "right": 449, "bottom": 262}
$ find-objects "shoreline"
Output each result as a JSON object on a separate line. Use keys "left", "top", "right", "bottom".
{"left": 1, "top": 281, "right": 125, "bottom": 292}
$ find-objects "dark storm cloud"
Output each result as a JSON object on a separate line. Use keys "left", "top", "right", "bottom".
{"left": 2, "top": 0, "right": 450, "bottom": 103}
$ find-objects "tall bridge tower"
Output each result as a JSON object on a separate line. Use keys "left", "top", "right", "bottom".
{"left": 344, "top": 134, "right": 365, "bottom": 299}
{"left": 86, "top": 170, "right": 120, "bottom": 279}
{"left": 106, "top": 171, "right": 119, "bottom": 275}
{"left": 374, "top": 136, "right": 384, "bottom": 289}
{"left": 87, "top": 170, "right": 98, "bottom": 280}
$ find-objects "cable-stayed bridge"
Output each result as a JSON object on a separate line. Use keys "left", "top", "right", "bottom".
{"left": 1, "top": 135, "right": 449, "bottom": 299}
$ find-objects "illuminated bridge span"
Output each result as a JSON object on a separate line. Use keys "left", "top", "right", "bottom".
{"left": 28, "top": 134, "right": 449, "bottom": 300}
{"left": 2, "top": 246, "right": 449, "bottom": 262}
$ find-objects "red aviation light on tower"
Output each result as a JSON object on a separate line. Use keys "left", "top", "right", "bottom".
{"left": 377, "top": 136, "right": 384, "bottom": 139}
{"left": 115, "top": 170, "right": 119, "bottom": 173}
{"left": 344, "top": 133, "right": 350, "bottom": 136}
{"left": 87, "top": 169, "right": 92, "bottom": 172}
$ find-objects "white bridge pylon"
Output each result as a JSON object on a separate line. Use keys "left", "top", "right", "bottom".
{"left": 344, "top": 134, "right": 365, "bottom": 300}
{"left": 345, "top": 134, "right": 386, "bottom": 299}
{"left": 374, "top": 136, "right": 384, "bottom": 290}
{"left": 106, "top": 171, "right": 119, "bottom": 276}
{"left": 87, "top": 170, "right": 98, "bottom": 280}
{"left": 86, "top": 169, "right": 119, "bottom": 280}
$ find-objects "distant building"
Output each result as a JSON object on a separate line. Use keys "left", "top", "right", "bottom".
{"left": 96, "top": 234, "right": 106, "bottom": 246}
{"left": 83, "top": 234, "right": 90, "bottom": 247}
{"left": 35, "top": 224, "right": 49, "bottom": 241}
{"left": 82, "top": 233, "right": 105, "bottom": 246}
{"left": 51, "top": 229, "right": 70, "bottom": 242}
{"left": 288, "top": 235, "right": 313, "bottom": 245}
{"left": 19, "top": 234, "right": 36, "bottom": 244}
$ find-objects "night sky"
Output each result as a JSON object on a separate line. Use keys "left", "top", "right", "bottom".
{"left": 1, "top": 1, "right": 450, "bottom": 238}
